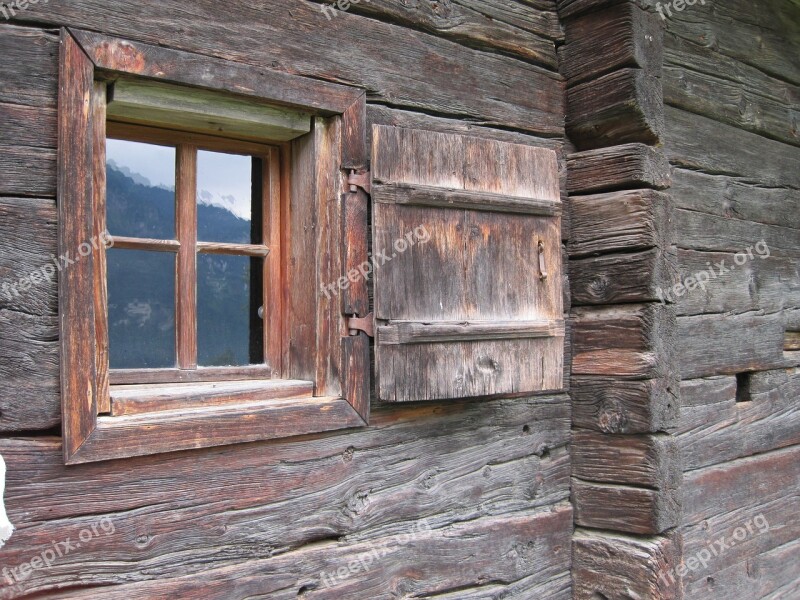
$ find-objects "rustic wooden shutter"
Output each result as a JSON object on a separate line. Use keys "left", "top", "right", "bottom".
{"left": 372, "top": 126, "right": 564, "bottom": 402}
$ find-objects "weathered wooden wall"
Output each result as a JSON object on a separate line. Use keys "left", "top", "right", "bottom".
{"left": 663, "top": 0, "right": 800, "bottom": 597}
{"left": 0, "top": 1, "right": 573, "bottom": 597}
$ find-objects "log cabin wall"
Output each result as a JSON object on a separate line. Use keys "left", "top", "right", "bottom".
{"left": 561, "top": 0, "right": 799, "bottom": 598}
{"left": 0, "top": 2, "right": 575, "bottom": 598}
{"left": 664, "top": 0, "right": 800, "bottom": 597}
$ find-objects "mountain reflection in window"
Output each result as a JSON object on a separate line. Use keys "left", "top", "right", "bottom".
{"left": 106, "top": 140, "right": 265, "bottom": 370}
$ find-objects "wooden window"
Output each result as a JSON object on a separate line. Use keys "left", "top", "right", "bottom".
{"left": 58, "top": 29, "right": 369, "bottom": 464}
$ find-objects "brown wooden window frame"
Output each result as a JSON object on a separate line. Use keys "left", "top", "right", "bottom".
{"left": 58, "top": 28, "right": 370, "bottom": 465}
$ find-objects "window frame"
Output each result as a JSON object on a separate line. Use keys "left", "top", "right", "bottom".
{"left": 58, "top": 28, "right": 369, "bottom": 465}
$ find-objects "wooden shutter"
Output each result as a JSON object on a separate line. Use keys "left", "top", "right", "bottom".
{"left": 372, "top": 126, "right": 564, "bottom": 402}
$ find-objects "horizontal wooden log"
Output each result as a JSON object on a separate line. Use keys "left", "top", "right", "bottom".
{"left": 561, "top": 2, "right": 663, "bottom": 85}
{"left": 568, "top": 189, "right": 671, "bottom": 257}
{"left": 670, "top": 168, "right": 800, "bottom": 231}
{"left": 567, "top": 68, "right": 664, "bottom": 150}
{"left": 665, "top": 106, "right": 800, "bottom": 189}
{"left": 681, "top": 446, "right": 800, "bottom": 585}
{"left": 0, "top": 144, "right": 56, "bottom": 198}
{"left": 572, "top": 303, "right": 676, "bottom": 379}
{"left": 0, "top": 25, "right": 58, "bottom": 109}
{"left": 371, "top": 182, "right": 561, "bottom": 215}
{"left": 674, "top": 248, "right": 800, "bottom": 316}
{"left": 677, "top": 311, "right": 789, "bottom": 379}
{"left": 572, "top": 478, "right": 680, "bottom": 534}
{"left": 571, "top": 247, "right": 678, "bottom": 305}
{"left": 572, "top": 431, "right": 681, "bottom": 490}
{"left": 664, "top": 0, "right": 800, "bottom": 87}
{"left": 567, "top": 143, "right": 670, "bottom": 194}
{"left": 664, "top": 34, "right": 800, "bottom": 148}
{"left": 308, "top": 0, "right": 563, "bottom": 68}
{"left": 683, "top": 537, "right": 800, "bottom": 600}
{"left": 571, "top": 376, "right": 679, "bottom": 434}
{"left": 0, "top": 395, "right": 571, "bottom": 593}
{"left": 7, "top": 506, "right": 573, "bottom": 599}
{"left": 677, "top": 368, "right": 800, "bottom": 472}
{"left": 573, "top": 528, "right": 682, "bottom": 600}
{"left": 683, "top": 441, "right": 800, "bottom": 525}
{"left": 377, "top": 319, "right": 565, "bottom": 345}
{"left": 673, "top": 208, "right": 800, "bottom": 258}
{"left": 18, "top": 2, "right": 565, "bottom": 136}
{"left": 0, "top": 102, "right": 57, "bottom": 149}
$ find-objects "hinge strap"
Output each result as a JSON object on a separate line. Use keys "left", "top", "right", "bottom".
{"left": 346, "top": 313, "right": 374, "bottom": 338}
{"left": 348, "top": 169, "right": 371, "bottom": 195}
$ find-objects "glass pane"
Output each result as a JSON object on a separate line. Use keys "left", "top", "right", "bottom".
{"left": 107, "top": 249, "right": 176, "bottom": 369}
{"left": 197, "top": 150, "right": 261, "bottom": 244}
{"left": 198, "top": 254, "right": 264, "bottom": 367}
{"left": 106, "top": 139, "right": 176, "bottom": 239}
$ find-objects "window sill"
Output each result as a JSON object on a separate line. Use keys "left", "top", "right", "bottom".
{"left": 68, "top": 395, "right": 365, "bottom": 465}
{"left": 109, "top": 379, "right": 315, "bottom": 416}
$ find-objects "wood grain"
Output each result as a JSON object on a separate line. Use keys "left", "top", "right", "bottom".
{"left": 175, "top": 144, "right": 197, "bottom": 370}
{"left": 58, "top": 30, "right": 99, "bottom": 461}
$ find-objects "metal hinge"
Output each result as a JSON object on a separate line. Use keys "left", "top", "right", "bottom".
{"left": 348, "top": 169, "right": 371, "bottom": 195}
{"left": 346, "top": 313, "right": 374, "bottom": 338}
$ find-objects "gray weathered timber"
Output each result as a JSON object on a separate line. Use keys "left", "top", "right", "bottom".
{"left": 0, "top": 395, "right": 570, "bottom": 595}
{"left": 572, "top": 431, "right": 681, "bottom": 490}
{"left": 571, "top": 248, "right": 678, "bottom": 306}
{"left": 0, "top": 25, "right": 58, "bottom": 109}
{"left": 572, "top": 376, "right": 679, "bottom": 434}
{"left": 572, "top": 478, "right": 679, "bottom": 534}
{"left": 670, "top": 168, "right": 800, "bottom": 231}
{"left": 560, "top": 2, "right": 662, "bottom": 85}
{"left": 664, "top": 34, "right": 800, "bottom": 148}
{"left": 681, "top": 445, "right": 800, "bottom": 585}
{"left": 675, "top": 248, "right": 800, "bottom": 317}
{"left": 567, "top": 143, "right": 670, "bottom": 194}
{"left": 307, "top": 0, "right": 563, "bottom": 68}
{"left": 571, "top": 303, "right": 676, "bottom": 380}
{"left": 664, "top": 0, "right": 800, "bottom": 86}
{"left": 567, "top": 68, "right": 664, "bottom": 150}
{"left": 573, "top": 529, "right": 682, "bottom": 600}
{"left": 10, "top": 1, "right": 565, "bottom": 136}
{"left": 682, "top": 537, "right": 800, "bottom": 600}
{"left": 665, "top": 106, "right": 800, "bottom": 189}
{"left": 677, "top": 369, "right": 800, "bottom": 472}
{"left": 568, "top": 189, "right": 671, "bottom": 258}
{"left": 677, "top": 311, "right": 789, "bottom": 379}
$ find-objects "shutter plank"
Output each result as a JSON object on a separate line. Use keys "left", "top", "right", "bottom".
{"left": 372, "top": 125, "right": 564, "bottom": 402}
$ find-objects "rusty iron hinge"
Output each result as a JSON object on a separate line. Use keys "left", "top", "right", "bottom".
{"left": 348, "top": 169, "right": 371, "bottom": 195}
{"left": 346, "top": 313, "right": 374, "bottom": 338}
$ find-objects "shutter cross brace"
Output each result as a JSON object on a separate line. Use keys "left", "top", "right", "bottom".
{"left": 346, "top": 313, "right": 374, "bottom": 338}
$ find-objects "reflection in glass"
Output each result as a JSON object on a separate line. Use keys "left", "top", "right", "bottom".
{"left": 197, "top": 150, "right": 260, "bottom": 244}
{"left": 198, "top": 254, "right": 264, "bottom": 366}
{"left": 107, "top": 249, "right": 176, "bottom": 369}
{"left": 106, "top": 139, "right": 176, "bottom": 239}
